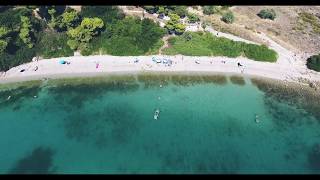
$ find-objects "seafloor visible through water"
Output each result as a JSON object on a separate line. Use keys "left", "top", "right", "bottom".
{"left": 0, "top": 73, "right": 320, "bottom": 174}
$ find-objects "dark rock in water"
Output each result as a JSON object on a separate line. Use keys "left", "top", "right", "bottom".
{"left": 308, "top": 143, "right": 320, "bottom": 170}
{"left": 8, "top": 147, "right": 55, "bottom": 174}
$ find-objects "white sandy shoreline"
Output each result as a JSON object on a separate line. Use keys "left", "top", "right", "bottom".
{"left": 1, "top": 54, "right": 320, "bottom": 86}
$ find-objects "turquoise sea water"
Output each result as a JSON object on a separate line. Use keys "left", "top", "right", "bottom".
{"left": 0, "top": 74, "right": 320, "bottom": 174}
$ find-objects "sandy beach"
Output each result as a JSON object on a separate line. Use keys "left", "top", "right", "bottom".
{"left": 1, "top": 53, "right": 320, "bottom": 86}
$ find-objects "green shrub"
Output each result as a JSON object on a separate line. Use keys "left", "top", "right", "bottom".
{"left": 257, "top": 9, "right": 276, "bottom": 20}
{"left": 187, "top": 13, "right": 200, "bottom": 23}
{"left": 202, "top": 6, "right": 220, "bottom": 15}
{"left": 306, "top": 54, "right": 320, "bottom": 72}
{"left": 173, "top": 6, "right": 188, "bottom": 18}
{"left": 221, "top": 12, "right": 235, "bottom": 24}
{"left": 243, "top": 44, "right": 277, "bottom": 62}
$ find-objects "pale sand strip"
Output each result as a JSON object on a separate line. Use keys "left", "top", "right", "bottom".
{"left": 1, "top": 54, "right": 320, "bottom": 85}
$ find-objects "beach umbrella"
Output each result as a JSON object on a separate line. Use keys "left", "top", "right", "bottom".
{"left": 152, "top": 57, "right": 156, "bottom": 62}
{"left": 59, "top": 60, "right": 66, "bottom": 64}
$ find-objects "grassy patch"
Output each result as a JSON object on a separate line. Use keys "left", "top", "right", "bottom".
{"left": 146, "top": 39, "right": 164, "bottom": 55}
{"left": 163, "top": 32, "right": 278, "bottom": 62}
{"left": 297, "top": 12, "right": 320, "bottom": 34}
{"left": 36, "top": 31, "right": 74, "bottom": 58}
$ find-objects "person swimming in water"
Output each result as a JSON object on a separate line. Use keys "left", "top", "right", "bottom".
{"left": 255, "top": 114, "right": 260, "bottom": 123}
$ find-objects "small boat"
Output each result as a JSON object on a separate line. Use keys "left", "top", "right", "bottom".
{"left": 7, "top": 96, "right": 11, "bottom": 100}
{"left": 154, "top": 109, "right": 160, "bottom": 120}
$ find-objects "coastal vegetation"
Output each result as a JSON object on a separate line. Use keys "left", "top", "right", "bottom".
{"left": 85, "top": 16, "right": 166, "bottom": 56}
{"left": 0, "top": 7, "right": 43, "bottom": 71}
{"left": 221, "top": 11, "right": 235, "bottom": 24}
{"left": 187, "top": 13, "right": 200, "bottom": 23}
{"left": 257, "top": 9, "right": 277, "bottom": 20}
{"left": 142, "top": 6, "right": 188, "bottom": 17}
{"left": 0, "top": 6, "right": 166, "bottom": 71}
{"left": 306, "top": 54, "right": 320, "bottom": 72}
{"left": 165, "top": 13, "right": 186, "bottom": 35}
{"left": 1, "top": 6, "right": 283, "bottom": 72}
{"left": 163, "top": 31, "right": 278, "bottom": 62}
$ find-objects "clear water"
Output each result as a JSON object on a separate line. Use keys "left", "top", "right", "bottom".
{"left": 0, "top": 74, "right": 320, "bottom": 174}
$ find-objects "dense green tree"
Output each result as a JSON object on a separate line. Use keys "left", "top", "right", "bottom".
{"left": 257, "top": 9, "right": 277, "bottom": 20}
{"left": 0, "top": 45, "right": 36, "bottom": 71}
{"left": 47, "top": 8, "right": 57, "bottom": 29}
{"left": 0, "top": 26, "right": 10, "bottom": 53}
{"left": 0, "top": 8, "right": 32, "bottom": 30}
{"left": 0, "top": 26, "right": 9, "bottom": 38}
{"left": 165, "top": 13, "right": 186, "bottom": 35}
{"left": 187, "top": 13, "right": 200, "bottom": 23}
{"left": 173, "top": 6, "right": 188, "bottom": 18}
{"left": 158, "top": 6, "right": 165, "bottom": 14}
{"left": 221, "top": 11, "right": 235, "bottom": 24}
{"left": 1, "top": 6, "right": 166, "bottom": 69}
{"left": 38, "top": 6, "right": 66, "bottom": 21}
{"left": 174, "top": 23, "right": 186, "bottom": 35}
{"left": 137, "top": 18, "right": 165, "bottom": 52}
{"left": 0, "top": 40, "right": 7, "bottom": 53}
{"left": 165, "top": 21, "right": 175, "bottom": 34}
{"left": 57, "top": 9, "right": 80, "bottom": 30}
{"left": 169, "top": 13, "right": 180, "bottom": 23}
{"left": 19, "top": 16, "right": 34, "bottom": 48}
{"left": 67, "top": 17, "right": 104, "bottom": 50}
{"left": 143, "top": 6, "right": 158, "bottom": 14}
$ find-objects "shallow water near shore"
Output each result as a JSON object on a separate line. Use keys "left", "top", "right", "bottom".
{"left": 0, "top": 74, "right": 320, "bottom": 174}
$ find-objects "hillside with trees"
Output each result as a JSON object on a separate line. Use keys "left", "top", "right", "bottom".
{"left": 0, "top": 6, "right": 166, "bottom": 71}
